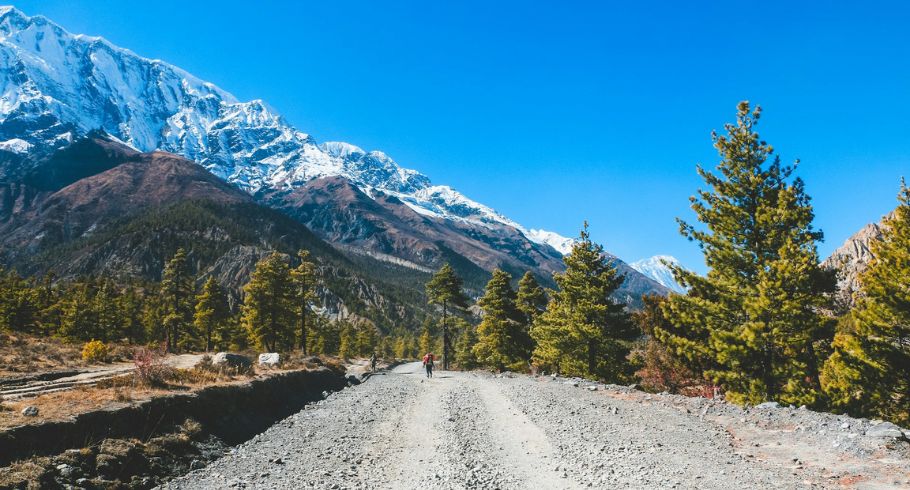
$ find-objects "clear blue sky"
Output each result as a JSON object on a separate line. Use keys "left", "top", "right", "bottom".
{"left": 14, "top": 0, "right": 910, "bottom": 273}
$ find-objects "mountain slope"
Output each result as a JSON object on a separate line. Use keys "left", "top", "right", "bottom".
{"left": 0, "top": 136, "right": 432, "bottom": 330}
{"left": 0, "top": 6, "right": 564, "bottom": 244}
{"left": 0, "top": 6, "right": 669, "bottom": 305}
{"left": 631, "top": 255, "right": 686, "bottom": 294}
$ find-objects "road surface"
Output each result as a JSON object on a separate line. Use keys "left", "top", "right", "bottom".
{"left": 165, "top": 362, "right": 910, "bottom": 489}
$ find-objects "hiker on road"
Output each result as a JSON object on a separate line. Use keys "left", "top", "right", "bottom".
{"left": 422, "top": 352, "right": 434, "bottom": 378}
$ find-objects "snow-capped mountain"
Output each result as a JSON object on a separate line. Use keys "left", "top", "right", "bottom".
{"left": 0, "top": 6, "right": 571, "bottom": 249}
{"left": 630, "top": 255, "right": 686, "bottom": 294}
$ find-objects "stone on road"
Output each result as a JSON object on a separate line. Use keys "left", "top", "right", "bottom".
{"left": 164, "top": 362, "right": 910, "bottom": 489}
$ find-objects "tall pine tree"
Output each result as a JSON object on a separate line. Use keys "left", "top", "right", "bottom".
{"left": 664, "top": 101, "right": 832, "bottom": 406}
{"left": 426, "top": 263, "right": 468, "bottom": 370}
{"left": 242, "top": 252, "right": 296, "bottom": 352}
{"left": 161, "top": 248, "right": 194, "bottom": 352}
{"left": 821, "top": 181, "right": 910, "bottom": 423}
{"left": 292, "top": 249, "right": 318, "bottom": 354}
{"left": 531, "top": 222, "right": 635, "bottom": 381}
{"left": 473, "top": 269, "right": 528, "bottom": 371}
{"left": 194, "top": 277, "right": 230, "bottom": 352}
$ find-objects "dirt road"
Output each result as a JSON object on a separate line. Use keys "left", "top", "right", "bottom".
{"left": 165, "top": 362, "right": 910, "bottom": 489}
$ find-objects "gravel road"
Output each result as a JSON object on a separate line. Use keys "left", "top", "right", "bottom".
{"left": 164, "top": 362, "right": 910, "bottom": 489}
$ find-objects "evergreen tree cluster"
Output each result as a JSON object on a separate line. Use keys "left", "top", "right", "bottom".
{"left": 0, "top": 248, "right": 407, "bottom": 359}
{"left": 635, "top": 102, "right": 910, "bottom": 425}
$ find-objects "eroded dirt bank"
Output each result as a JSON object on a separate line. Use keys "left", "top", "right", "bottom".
{"left": 0, "top": 367, "right": 350, "bottom": 489}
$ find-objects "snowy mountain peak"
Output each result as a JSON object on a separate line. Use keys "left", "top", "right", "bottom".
{"left": 0, "top": 6, "right": 573, "bottom": 256}
{"left": 630, "top": 255, "right": 687, "bottom": 294}
{"left": 527, "top": 229, "right": 575, "bottom": 255}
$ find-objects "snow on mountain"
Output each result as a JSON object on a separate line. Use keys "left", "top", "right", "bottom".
{"left": 630, "top": 255, "right": 686, "bottom": 294}
{"left": 0, "top": 6, "right": 568, "bottom": 252}
{"left": 527, "top": 229, "right": 575, "bottom": 255}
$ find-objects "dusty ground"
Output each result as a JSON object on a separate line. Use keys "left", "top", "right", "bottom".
{"left": 164, "top": 362, "right": 910, "bottom": 489}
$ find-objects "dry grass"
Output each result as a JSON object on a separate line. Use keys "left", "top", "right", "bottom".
{"left": 0, "top": 333, "right": 85, "bottom": 376}
{"left": 0, "top": 456, "right": 53, "bottom": 489}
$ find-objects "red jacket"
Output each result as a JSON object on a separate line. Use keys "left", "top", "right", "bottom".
{"left": 422, "top": 354, "right": 434, "bottom": 365}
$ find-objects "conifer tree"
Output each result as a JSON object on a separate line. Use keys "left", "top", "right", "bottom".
{"left": 93, "top": 281, "right": 120, "bottom": 343}
{"left": 242, "top": 252, "right": 296, "bottom": 352}
{"left": 419, "top": 324, "right": 435, "bottom": 357}
{"left": 0, "top": 269, "right": 38, "bottom": 333}
{"left": 118, "top": 285, "right": 145, "bottom": 344}
{"left": 821, "top": 181, "right": 910, "bottom": 423}
{"left": 58, "top": 283, "right": 97, "bottom": 341}
{"left": 426, "top": 264, "right": 468, "bottom": 369}
{"left": 161, "top": 248, "right": 194, "bottom": 352}
{"left": 516, "top": 272, "right": 547, "bottom": 325}
{"left": 338, "top": 322, "right": 356, "bottom": 359}
{"left": 664, "top": 102, "right": 832, "bottom": 406}
{"left": 473, "top": 269, "right": 527, "bottom": 371}
{"left": 455, "top": 320, "right": 480, "bottom": 370}
{"left": 531, "top": 223, "right": 635, "bottom": 381}
{"left": 356, "top": 323, "right": 379, "bottom": 356}
{"left": 292, "top": 249, "right": 318, "bottom": 354}
{"left": 194, "top": 277, "right": 230, "bottom": 352}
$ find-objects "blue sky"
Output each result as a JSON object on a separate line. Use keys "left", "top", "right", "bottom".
{"left": 14, "top": 0, "right": 910, "bottom": 273}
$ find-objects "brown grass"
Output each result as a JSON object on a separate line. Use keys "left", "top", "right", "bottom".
{"left": 0, "top": 456, "right": 53, "bottom": 489}
{"left": 0, "top": 333, "right": 85, "bottom": 376}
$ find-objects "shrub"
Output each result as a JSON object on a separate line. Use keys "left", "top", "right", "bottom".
{"left": 82, "top": 340, "right": 109, "bottom": 363}
{"left": 133, "top": 346, "right": 174, "bottom": 386}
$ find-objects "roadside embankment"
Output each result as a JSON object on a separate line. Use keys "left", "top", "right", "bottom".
{"left": 0, "top": 366, "right": 350, "bottom": 488}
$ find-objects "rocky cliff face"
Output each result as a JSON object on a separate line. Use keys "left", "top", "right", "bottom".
{"left": 821, "top": 219, "right": 886, "bottom": 307}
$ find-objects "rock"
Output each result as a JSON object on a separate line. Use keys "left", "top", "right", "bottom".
{"left": 865, "top": 422, "right": 906, "bottom": 439}
{"left": 756, "top": 402, "right": 780, "bottom": 409}
{"left": 212, "top": 352, "right": 252, "bottom": 371}
{"left": 21, "top": 405, "right": 39, "bottom": 416}
{"left": 258, "top": 353, "right": 281, "bottom": 367}
{"left": 587, "top": 386, "right": 598, "bottom": 391}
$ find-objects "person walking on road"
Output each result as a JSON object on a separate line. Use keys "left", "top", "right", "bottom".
{"left": 370, "top": 352, "right": 377, "bottom": 373}
{"left": 422, "top": 352, "right": 434, "bottom": 378}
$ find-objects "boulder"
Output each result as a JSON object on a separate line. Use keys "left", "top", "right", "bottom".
{"left": 865, "top": 422, "right": 906, "bottom": 439}
{"left": 258, "top": 353, "right": 281, "bottom": 367}
{"left": 211, "top": 352, "right": 252, "bottom": 371}
{"left": 756, "top": 401, "right": 780, "bottom": 409}
{"left": 21, "top": 406, "right": 39, "bottom": 417}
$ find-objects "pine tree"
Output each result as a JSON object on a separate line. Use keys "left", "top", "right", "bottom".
{"left": 161, "top": 248, "right": 194, "bottom": 352}
{"left": 194, "top": 277, "right": 230, "bottom": 352}
{"left": 419, "top": 321, "right": 436, "bottom": 357}
{"left": 425, "top": 264, "right": 468, "bottom": 370}
{"left": 630, "top": 294, "right": 701, "bottom": 393}
{"left": 118, "top": 285, "right": 145, "bottom": 344}
{"left": 455, "top": 320, "right": 480, "bottom": 370}
{"left": 0, "top": 269, "right": 38, "bottom": 333}
{"left": 93, "top": 281, "right": 120, "bottom": 342}
{"left": 292, "top": 249, "right": 318, "bottom": 354}
{"left": 516, "top": 272, "right": 547, "bottom": 325}
{"left": 58, "top": 283, "right": 97, "bottom": 341}
{"left": 241, "top": 252, "right": 296, "bottom": 352}
{"left": 821, "top": 181, "right": 910, "bottom": 423}
{"left": 356, "top": 323, "right": 379, "bottom": 357}
{"left": 531, "top": 222, "right": 635, "bottom": 381}
{"left": 338, "top": 322, "right": 356, "bottom": 359}
{"left": 664, "top": 102, "right": 832, "bottom": 406}
{"left": 473, "top": 269, "right": 528, "bottom": 371}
